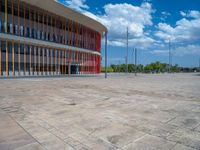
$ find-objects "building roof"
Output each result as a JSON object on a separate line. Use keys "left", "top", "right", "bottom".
{"left": 22, "top": 0, "right": 107, "bottom": 36}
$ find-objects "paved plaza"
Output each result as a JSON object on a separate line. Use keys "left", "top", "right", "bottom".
{"left": 0, "top": 73, "right": 200, "bottom": 150}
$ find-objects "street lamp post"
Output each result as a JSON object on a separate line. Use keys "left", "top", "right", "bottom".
{"left": 126, "top": 27, "right": 129, "bottom": 74}
{"left": 105, "top": 31, "right": 108, "bottom": 78}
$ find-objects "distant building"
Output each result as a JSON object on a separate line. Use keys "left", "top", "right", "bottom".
{"left": 0, "top": 0, "right": 107, "bottom": 77}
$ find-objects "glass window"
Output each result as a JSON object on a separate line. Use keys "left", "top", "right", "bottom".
{"left": 8, "top": 42, "right": 12, "bottom": 72}
{"left": 14, "top": 43, "right": 18, "bottom": 71}
{"left": 20, "top": 44, "right": 24, "bottom": 71}
{"left": 1, "top": 41, "right": 6, "bottom": 73}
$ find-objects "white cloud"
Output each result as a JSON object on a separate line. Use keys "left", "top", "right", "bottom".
{"left": 180, "top": 10, "right": 200, "bottom": 18}
{"left": 62, "top": 0, "right": 89, "bottom": 11}
{"left": 108, "top": 36, "right": 155, "bottom": 49}
{"left": 155, "top": 10, "right": 200, "bottom": 43}
{"left": 151, "top": 50, "right": 168, "bottom": 55}
{"left": 160, "top": 11, "right": 171, "bottom": 21}
{"left": 175, "top": 45, "right": 200, "bottom": 56}
{"left": 180, "top": 11, "right": 187, "bottom": 17}
{"left": 91, "top": 2, "right": 154, "bottom": 48}
{"left": 151, "top": 45, "right": 200, "bottom": 56}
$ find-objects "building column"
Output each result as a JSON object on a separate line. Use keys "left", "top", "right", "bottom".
{"left": 105, "top": 31, "right": 108, "bottom": 78}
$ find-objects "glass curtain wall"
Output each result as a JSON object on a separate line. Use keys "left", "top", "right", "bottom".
{"left": 0, "top": 39, "right": 101, "bottom": 77}
{"left": 0, "top": 0, "right": 101, "bottom": 52}
{"left": 0, "top": 0, "right": 101, "bottom": 77}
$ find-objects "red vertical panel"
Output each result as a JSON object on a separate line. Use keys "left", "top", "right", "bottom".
{"left": 88, "top": 29, "right": 90, "bottom": 50}
{"left": 96, "top": 55, "right": 99, "bottom": 73}
{"left": 95, "top": 33, "right": 97, "bottom": 52}
{"left": 83, "top": 52, "right": 85, "bottom": 74}
{"left": 90, "top": 53, "right": 92, "bottom": 74}
{"left": 88, "top": 53, "right": 90, "bottom": 74}
{"left": 96, "top": 55, "right": 98, "bottom": 74}
{"left": 86, "top": 53, "right": 88, "bottom": 74}
{"left": 87, "top": 28, "right": 89, "bottom": 49}
{"left": 95, "top": 33, "right": 101, "bottom": 53}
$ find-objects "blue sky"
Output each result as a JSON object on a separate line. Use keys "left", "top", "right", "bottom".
{"left": 58, "top": 0, "right": 200, "bottom": 67}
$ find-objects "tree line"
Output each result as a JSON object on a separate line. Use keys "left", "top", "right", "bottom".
{"left": 101, "top": 61, "right": 200, "bottom": 73}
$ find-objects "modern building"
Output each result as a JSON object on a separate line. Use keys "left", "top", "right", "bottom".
{"left": 0, "top": 0, "right": 107, "bottom": 77}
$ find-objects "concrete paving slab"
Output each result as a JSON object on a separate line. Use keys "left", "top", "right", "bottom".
{"left": 171, "top": 143, "right": 196, "bottom": 150}
{"left": 167, "top": 127, "right": 200, "bottom": 149}
{"left": 123, "top": 134, "right": 176, "bottom": 150}
{"left": 0, "top": 73, "right": 200, "bottom": 150}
